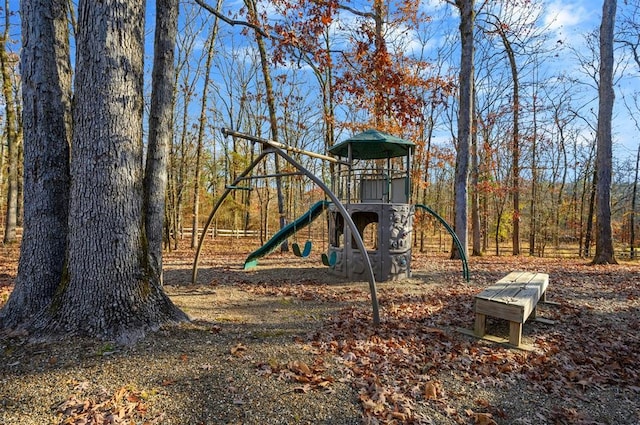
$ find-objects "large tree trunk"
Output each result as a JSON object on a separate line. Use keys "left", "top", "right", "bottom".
{"left": 451, "top": 0, "right": 474, "bottom": 260}
{"left": 144, "top": 0, "right": 179, "bottom": 275}
{"left": 1, "top": 0, "right": 19, "bottom": 244}
{"left": 28, "top": 0, "right": 187, "bottom": 342}
{"left": 0, "top": 0, "right": 71, "bottom": 330}
{"left": 592, "top": 0, "right": 618, "bottom": 265}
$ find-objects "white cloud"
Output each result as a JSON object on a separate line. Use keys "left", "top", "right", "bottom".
{"left": 543, "top": 0, "right": 601, "bottom": 35}
{"left": 420, "top": 0, "right": 450, "bottom": 14}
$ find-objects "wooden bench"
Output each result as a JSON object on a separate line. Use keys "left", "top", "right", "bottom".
{"left": 474, "top": 271, "right": 549, "bottom": 347}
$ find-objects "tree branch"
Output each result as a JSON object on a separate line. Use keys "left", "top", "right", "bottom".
{"left": 336, "top": 3, "right": 375, "bottom": 19}
{"left": 308, "top": 0, "right": 375, "bottom": 19}
{"left": 194, "top": 0, "right": 269, "bottom": 38}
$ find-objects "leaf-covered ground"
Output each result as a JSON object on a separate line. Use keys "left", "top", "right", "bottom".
{"left": 1, "top": 241, "right": 639, "bottom": 424}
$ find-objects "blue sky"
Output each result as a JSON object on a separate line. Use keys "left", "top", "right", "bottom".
{"left": 4, "top": 0, "right": 638, "bottom": 163}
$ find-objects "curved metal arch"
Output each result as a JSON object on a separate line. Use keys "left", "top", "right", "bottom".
{"left": 192, "top": 130, "right": 380, "bottom": 325}
{"left": 192, "top": 151, "right": 269, "bottom": 284}
{"left": 414, "top": 204, "right": 470, "bottom": 282}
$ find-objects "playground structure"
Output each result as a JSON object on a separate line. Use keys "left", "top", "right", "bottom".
{"left": 324, "top": 130, "right": 415, "bottom": 282}
{"left": 192, "top": 128, "right": 468, "bottom": 325}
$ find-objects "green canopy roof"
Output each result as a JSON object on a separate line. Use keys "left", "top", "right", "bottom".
{"left": 328, "top": 129, "right": 415, "bottom": 160}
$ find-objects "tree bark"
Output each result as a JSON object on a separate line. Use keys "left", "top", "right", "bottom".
{"left": 592, "top": 0, "right": 618, "bottom": 265}
{"left": 28, "top": 0, "right": 187, "bottom": 342}
{"left": 0, "top": 0, "right": 71, "bottom": 330}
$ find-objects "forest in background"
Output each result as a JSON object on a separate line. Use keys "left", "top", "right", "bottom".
{"left": 0, "top": 0, "right": 638, "bottom": 259}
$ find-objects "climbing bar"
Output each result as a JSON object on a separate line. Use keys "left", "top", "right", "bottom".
{"left": 222, "top": 128, "right": 350, "bottom": 166}
{"left": 225, "top": 185, "right": 253, "bottom": 191}
{"left": 237, "top": 172, "right": 305, "bottom": 181}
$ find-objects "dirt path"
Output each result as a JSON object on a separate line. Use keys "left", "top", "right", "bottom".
{"left": 1, "top": 243, "right": 639, "bottom": 424}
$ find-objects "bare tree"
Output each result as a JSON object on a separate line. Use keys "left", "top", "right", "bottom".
{"left": 144, "top": 0, "right": 180, "bottom": 277}
{"left": 618, "top": 0, "right": 640, "bottom": 259}
{"left": 632, "top": 144, "right": 639, "bottom": 259}
{"left": 592, "top": 0, "right": 618, "bottom": 265}
{"left": 488, "top": 16, "right": 521, "bottom": 255}
{"left": 191, "top": 0, "right": 222, "bottom": 249}
{"left": 1, "top": 0, "right": 20, "bottom": 244}
{"left": 446, "top": 0, "right": 476, "bottom": 260}
{"left": 244, "top": 0, "right": 288, "bottom": 251}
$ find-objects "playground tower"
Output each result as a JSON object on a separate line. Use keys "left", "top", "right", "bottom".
{"left": 326, "top": 130, "right": 415, "bottom": 281}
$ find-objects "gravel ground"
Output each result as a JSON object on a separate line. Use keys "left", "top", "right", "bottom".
{"left": 1, "top": 249, "right": 639, "bottom": 424}
{"left": 1, "top": 271, "right": 363, "bottom": 425}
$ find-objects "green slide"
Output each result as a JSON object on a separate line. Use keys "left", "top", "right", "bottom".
{"left": 244, "top": 200, "right": 329, "bottom": 269}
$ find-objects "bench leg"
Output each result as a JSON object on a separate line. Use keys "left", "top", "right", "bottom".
{"left": 531, "top": 290, "right": 547, "bottom": 319}
{"left": 474, "top": 313, "right": 486, "bottom": 337}
{"left": 509, "top": 321, "right": 522, "bottom": 346}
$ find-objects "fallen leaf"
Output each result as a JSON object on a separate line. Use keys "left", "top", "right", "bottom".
{"left": 294, "top": 384, "right": 312, "bottom": 393}
{"left": 424, "top": 327, "right": 445, "bottom": 335}
{"left": 424, "top": 382, "right": 438, "bottom": 400}
{"left": 475, "top": 398, "right": 490, "bottom": 408}
{"left": 576, "top": 379, "right": 590, "bottom": 390}
{"left": 127, "top": 393, "right": 141, "bottom": 403}
{"left": 474, "top": 412, "right": 497, "bottom": 425}
{"left": 343, "top": 352, "right": 357, "bottom": 362}
{"left": 391, "top": 411, "right": 406, "bottom": 420}
{"left": 289, "top": 360, "right": 312, "bottom": 376}
{"left": 230, "top": 343, "right": 247, "bottom": 357}
{"left": 293, "top": 374, "right": 311, "bottom": 383}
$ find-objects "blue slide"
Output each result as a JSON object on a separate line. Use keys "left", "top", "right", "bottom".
{"left": 244, "top": 200, "right": 329, "bottom": 269}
